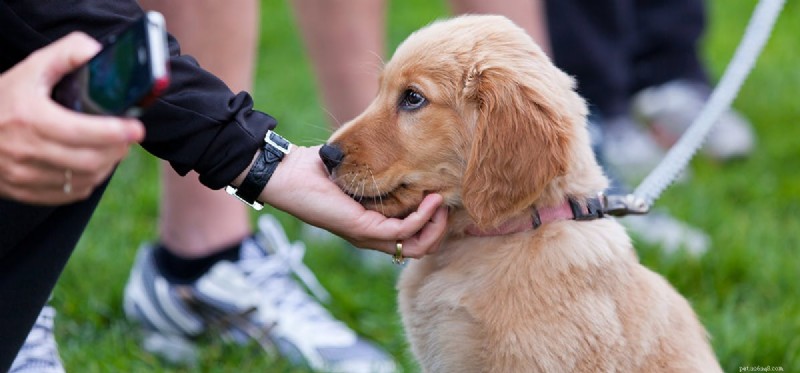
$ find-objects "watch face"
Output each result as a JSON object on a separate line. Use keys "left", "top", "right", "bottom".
{"left": 266, "top": 131, "right": 291, "bottom": 154}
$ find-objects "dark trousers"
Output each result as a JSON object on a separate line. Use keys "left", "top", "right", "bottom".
{"left": 547, "top": 0, "right": 709, "bottom": 118}
{"left": 0, "top": 181, "right": 108, "bottom": 371}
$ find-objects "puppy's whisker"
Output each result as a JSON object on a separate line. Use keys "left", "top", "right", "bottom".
{"left": 365, "top": 50, "right": 386, "bottom": 69}
{"left": 346, "top": 172, "right": 358, "bottom": 198}
{"left": 339, "top": 172, "right": 351, "bottom": 194}
{"left": 369, "top": 170, "right": 386, "bottom": 216}
{"left": 300, "top": 121, "right": 334, "bottom": 134}
{"left": 348, "top": 172, "right": 363, "bottom": 202}
{"left": 305, "top": 136, "right": 332, "bottom": 144}
{"left": 359, "top": 178, "right": 367, "bottom": 203}
{"left": 321, "top": 107, "right": 344, "bottom": 129}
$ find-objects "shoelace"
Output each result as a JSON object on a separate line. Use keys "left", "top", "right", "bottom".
{"left": 237, "top": 251, "right": 355, "bottom": 341}
{"left": 235, "top": 216, "right": 354, "bottom": 342}
{"left": 276, "top": 242, "right": 332, "bottom": 304}
{"left": 177, "top": 285, "right": 278, "bottom": 355}
{"left": 171, "top": 216, "right": 353, "bottom": 356}
{"left": 256, "top": 217, "right": 331, "bottom": 302}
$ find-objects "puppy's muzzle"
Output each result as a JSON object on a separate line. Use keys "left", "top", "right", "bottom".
{"left": 319, "top": 143, "right": 345, "bottom": 174}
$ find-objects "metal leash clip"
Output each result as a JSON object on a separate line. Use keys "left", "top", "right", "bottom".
{"left": 599, "top": 192, "right": 651, "bottom": 217}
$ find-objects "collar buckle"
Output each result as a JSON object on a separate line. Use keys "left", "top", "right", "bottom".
{"left": 568, "top": 197, "right": 605, "bottom": 221}
{"left": 600, "top": 193, "right": 650, "bottom": 216}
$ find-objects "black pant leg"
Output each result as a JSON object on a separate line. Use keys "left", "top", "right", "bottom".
{"left": 546, "top": 0, "right": 637, "bottom": 118}
{"left": 0, "top": 180, "right": 108, "bottom": 371}
{"left": 630, "top": 0, "right": 709, "bottom": 92}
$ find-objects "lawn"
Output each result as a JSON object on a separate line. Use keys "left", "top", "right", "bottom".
{"left": 53, "top": 0, "right": 799, "bottom": 372}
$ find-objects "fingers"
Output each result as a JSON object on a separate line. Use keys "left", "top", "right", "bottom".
{"left": 394, "top": 204, "right": 449, "bottom": 259}
{"left": 0, "top": 120, "right": 136, "bottom": 204}
{"left": 263, "top": 149, "right": 449, "bottom": 260}
{"left": 0, "top": 32, "right": 137, "bottom": 205}
{"left": 35, "top": 125, "right": 138, "bottom": 170}
{"left": 0, "top": 167, "right": 109, "bottom": 205}
{"left": 28, "top": 32, "right": 145, "bottom": 146}
{"left": 0, "top": 123, "right": 134, "bottom": 172}
{"left": 31, "top": 32, "right": 101, "bottom": 87}
{"left": 40, "top": 108, "right": 145, "bottom": 146}
{"left": 0, "top": 150, "right": 122, "bottom": 204}
{"left": 347, "top": 194, "right": 449, "bottom": 259}
{"left": 395, "top": 193, "right": 446, "bottom": 239}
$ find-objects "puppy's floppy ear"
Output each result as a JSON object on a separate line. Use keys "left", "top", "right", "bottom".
{"left": 461, "top": 58, "right": 575, "bottom": 229}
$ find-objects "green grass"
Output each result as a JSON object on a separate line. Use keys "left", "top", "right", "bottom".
{"left": 54, "top": 1, "right": 799, "bottom": 371}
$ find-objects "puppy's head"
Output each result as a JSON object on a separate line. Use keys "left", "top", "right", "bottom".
{"left": 323, "top": 15, "right": 605, "bottom": 229}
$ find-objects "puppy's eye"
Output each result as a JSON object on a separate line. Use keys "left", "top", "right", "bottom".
{"left": 399, "top": 89, "right": 427, "bottom": 111}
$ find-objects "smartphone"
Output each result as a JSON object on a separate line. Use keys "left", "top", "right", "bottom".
{"left": 52, "top": 11, "right": 170, "bottom": 117}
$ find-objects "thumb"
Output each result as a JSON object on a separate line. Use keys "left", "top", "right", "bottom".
{"left": 30, "top": 32, "right": 101, "bottom": 88}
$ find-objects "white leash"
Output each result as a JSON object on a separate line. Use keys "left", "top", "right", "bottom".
{"left": 604, "top": 0, "right": 785, "bottom": 216}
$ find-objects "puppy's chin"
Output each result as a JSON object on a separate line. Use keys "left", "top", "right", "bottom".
{"left": 357, "top": 187, "right": 426, "bottom": 219}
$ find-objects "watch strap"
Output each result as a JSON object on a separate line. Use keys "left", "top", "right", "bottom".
{"left": 226, "top": 130, "right": 291, "bottom": 210}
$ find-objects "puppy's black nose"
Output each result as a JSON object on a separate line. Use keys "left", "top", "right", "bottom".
{"left": 319, "top": 143, "right": 345, "bottom": 174}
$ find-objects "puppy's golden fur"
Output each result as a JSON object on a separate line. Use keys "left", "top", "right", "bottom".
{"left": 326, "top": 15, "right": 721, "bottom": 372}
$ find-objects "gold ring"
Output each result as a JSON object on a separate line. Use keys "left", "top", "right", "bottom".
{"left": 63, "top": 169, "right": 72, "bottom": 194}
{"left": 392, "top": 240, "right": 406, "bottom": 265}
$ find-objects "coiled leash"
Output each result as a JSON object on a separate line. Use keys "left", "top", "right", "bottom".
{"left": 601, "top": 0, "right": 785, "bottom": 217}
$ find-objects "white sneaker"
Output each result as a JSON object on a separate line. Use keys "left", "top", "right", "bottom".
{"left": 124, "top": 215, "right": 397, "bottom": 372}
{"left": 632, "top": 79, "right": 755, "bottom": 160}
{"left": 301, "top": 224, "right": 397, "bottom": 272}
{"left": 601, "top": 116, "right": 667, "bottom": 185}
{"left": 10, "top": 305, "right": 65, "bottom": 373}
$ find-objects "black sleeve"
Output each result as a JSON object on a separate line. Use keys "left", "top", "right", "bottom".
{"left": 0, "top": 0, "right": 276, "bottom": 189}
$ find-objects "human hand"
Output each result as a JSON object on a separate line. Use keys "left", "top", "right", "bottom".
{"left": 261, "top": 145, "right": 449, "bottom": 258}
{"left": 0, "top": 32, "right": 145, "bottom": 205}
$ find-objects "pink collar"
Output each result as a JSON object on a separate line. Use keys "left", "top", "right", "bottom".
{"left": 465, "top": 197, "right": 605, "bottom": 236}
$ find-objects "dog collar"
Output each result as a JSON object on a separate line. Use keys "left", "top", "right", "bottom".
{"left": 465, "top": 196, "right": 606, "bottom": 236}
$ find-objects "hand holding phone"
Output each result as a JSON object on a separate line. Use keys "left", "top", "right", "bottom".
{"left": 1, "top": 32, "right": 145, "bottom": 205}
{"left": 52, "top": 11, "right": 170, "bottom": 117}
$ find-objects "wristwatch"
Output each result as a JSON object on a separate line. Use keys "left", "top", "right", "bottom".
{"left": 226, "top": 130, "right": 292, "bottom": 210}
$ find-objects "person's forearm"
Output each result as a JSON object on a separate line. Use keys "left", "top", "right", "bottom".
{"left": 2, "top": 0, "right": 274, "bottom": 190}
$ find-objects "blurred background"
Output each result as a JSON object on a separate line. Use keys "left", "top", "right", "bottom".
{"left": 54, "top": 0, "right": 798, "bottom": 371}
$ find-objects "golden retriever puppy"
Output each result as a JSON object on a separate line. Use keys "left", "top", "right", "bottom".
{"left": 321, "top": 15, "right": 721, "bottom": 372}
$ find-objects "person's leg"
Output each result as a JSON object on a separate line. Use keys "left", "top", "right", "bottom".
{"left": 290, "top": 0, "right": 393, "bottom": 266}
{"left": 10, "top": 4, "right": 258, "bottom": 368}
{"left": 546, "top": 0, "right": 635, "bottom": 119}
{"left": 292, "top": 0, "right": 386, "bottom": 127}
{"left": 544, "top": 0, "right": 665, "bottom": 185}
{"left": 138, "top": 0, "right": 257, "bottom": 257}
{"left": 292, "top": 0, "right": 547, "bottom": 126}
{"left": 629, "top": 0, "right": 708, "bottom": 92}
{"left": 628, "top": 0, "right": 754, "bottom": 159}
{"left": 0, "top": 183, "right": 107, "bottom": 371}
{"left": 123, "top": 2, "right": 396, "bottom": 371}
{"left": 448, "top": 0, "right": 551, "bottom": 55}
